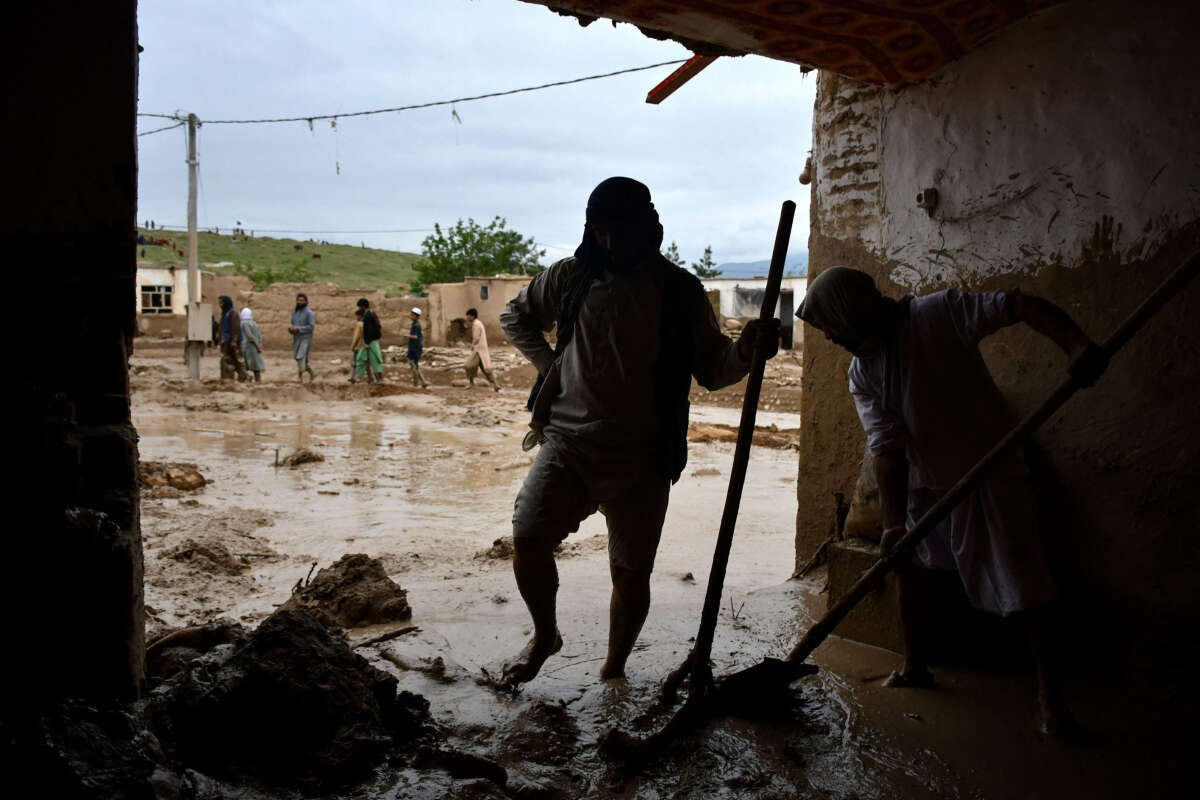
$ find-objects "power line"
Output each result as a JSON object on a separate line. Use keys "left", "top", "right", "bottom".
{"left": 136, "top": 60, "right": 686, "bottom": 127}
{"left": 147, "top": 225, "right": 435, "bottom": 234}
{"left": 138, "top": 121, "right": 185, "bottom": 137}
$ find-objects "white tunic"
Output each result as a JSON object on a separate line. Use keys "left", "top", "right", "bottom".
{"left": 849, "top": 289, "right": 1056, "bottom": 616}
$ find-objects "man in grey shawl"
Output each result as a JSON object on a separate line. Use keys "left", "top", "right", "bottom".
{"left": 797, "top": 265, "right": 1107, "bottom": 737}
{"left": 288, "top": 292, "right": 316, "bottom": 382}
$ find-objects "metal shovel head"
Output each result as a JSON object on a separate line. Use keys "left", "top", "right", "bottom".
{"left": 715, "top": 657, "right": 819, "bottom": 708}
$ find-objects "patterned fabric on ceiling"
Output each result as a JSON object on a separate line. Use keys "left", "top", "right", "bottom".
{"left": 522, "top": 1, "right": 1062, "bottom": 85}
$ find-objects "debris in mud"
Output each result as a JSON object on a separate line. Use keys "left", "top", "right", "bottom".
{"left": 140, "top": 460, "right": 207, "bottom": 491}
{"left": 164, "top": 537, "right": 249, "bottom": 576}
{"left": 282, "top": 553, "right": 412, "bottom": 628}
{"left": 280, "top": 447, "right": 325, "bottom": 467}
{"left": 688, "top": 422, "right": 799, "bottom": 450}
{"left": 146, "top": 608, "right": 422, "bottom": 793}
{"left": 475, "top": 536, "right": 602, "bottom": 562}
{"left": 495, "top": 456, "right": 532, "bottom": 471}
{"left": 476, "top": 537, "right": 515, "bottom": 560}
{"left": 691, "top": 466, "right": 721, "bottom": 477}
{"left": 6, "top": 699, "right": 180, "bottom": 800}
{"left": 146, "top": 618, "right": 246, "bottom": 682}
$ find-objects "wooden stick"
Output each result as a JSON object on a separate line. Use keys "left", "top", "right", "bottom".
{"left": 612, "top": 199, "right": 794, "bottom": 736}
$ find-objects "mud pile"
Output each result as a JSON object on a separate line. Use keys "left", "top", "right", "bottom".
{"left": 139, "top": 460, "right": 207, "bottom": 492}
{"left": 147, "top": 608, "right": 423, "bottom": 793}
{"left": 281, "top": 554, "right": 412, "bottom": 628}
{"left": 280, "top": 447, "right": 324, "bottom": 467}
{"left": 163, "top": 538, "right": 249, "bottom": 576}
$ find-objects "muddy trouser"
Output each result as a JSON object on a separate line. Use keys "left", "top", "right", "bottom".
{"left": 220, "top": 341, "right": 247, "bottom": 380}
{"left": 513, "top": 433, "right": 670, "bottom": 573}
{"left": 465, "top": 351, "right": 498, "bottom": 387}
{"left": 357, "top": 340, "right": 384, "bottom": 379}
{"left": 408, "top": 356, "right": 427, "bottom": 386}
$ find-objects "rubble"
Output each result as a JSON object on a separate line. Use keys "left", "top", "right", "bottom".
{"left": 281, "top": 554, "right": 412, "bottom": 628}
{"left": 146, "top": 608, "right": 418, "bottom": 793}
{"left": 280, "top": 447, "right": 324, "bottom": 467}
{"left": 139, "top": 460, "right": 207, "bottom": 491}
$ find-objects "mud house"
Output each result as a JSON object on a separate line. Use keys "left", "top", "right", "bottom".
{"left": 134, "top": 263, "right": 249, "bottom": 338}
{"left": 425, "top": 274, "right": 531, "bottom": 346}
{"left": 700, "top": 276, "right": 807, "bottom": 319}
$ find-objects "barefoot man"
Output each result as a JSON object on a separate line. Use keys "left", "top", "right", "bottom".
{"left": 498, "top": 177, "right": 779, "bottom": 687}
{"left": 796, "top": 266, "right": 1106, "bottom": 735}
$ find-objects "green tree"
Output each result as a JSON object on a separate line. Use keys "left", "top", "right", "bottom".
{"left": 690, "top": 245, "right": 722, "bottom": 278}
{"left": 662, "top": 240, "right": 685, "bottom": 268}
{"left": 413, "top": 216, "right": 544, "bottom": 293}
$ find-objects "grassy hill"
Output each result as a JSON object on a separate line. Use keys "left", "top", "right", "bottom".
{"left": 137, "top": 228, "right": 422, "bottom": 294}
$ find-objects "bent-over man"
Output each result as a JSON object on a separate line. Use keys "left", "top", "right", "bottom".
{"left": 464, "top": 308, "right": 500, "bottom": 391}
{"left": 796, "top": 266, "right": 1106, "bottom": 736}
{"left": 498, "top": 176, "right": 779, "bottom": 687}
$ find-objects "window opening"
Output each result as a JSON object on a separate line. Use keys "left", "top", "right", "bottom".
{"left": 141, "top": 284, "right": 173, "bottom": 314}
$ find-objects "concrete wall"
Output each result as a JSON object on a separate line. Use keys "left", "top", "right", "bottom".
{"left": 233, "top": 281, "right": 426, "bottom": 350}
{"left": 5, "top": 1, "right": 143, "bottom": 707}
{"left": 701, "top": 276, "right": 808, "bottom": 318}
{"left": 799, "top": 0, "right": 1200, "bottom": 666}
{"left": 427, "top": 275, "right": 531, "bottom": 346}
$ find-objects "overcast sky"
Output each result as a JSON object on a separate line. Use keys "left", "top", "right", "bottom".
{"left": 136, "top": 0, "right": 815, "bottom": 268}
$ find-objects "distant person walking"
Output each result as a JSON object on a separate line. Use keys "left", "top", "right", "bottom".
{"left": 356, "top": 298, "right": 385, "bottom": 384}
{"left": 464, "top": 308, "right": 500, "bottom": 391}
{"left": 218, "top": 296, "right": 248, "bottom": 382}
{"left": 240, "top": 307, "right": 265, "bottom": 383}
{"left": 407, "top": 308, "right": 429, "bottom": 388}
{"left": 349, "top": 307, "right": 365, "bottom": 383}
{"left": 288, "top": 293, "right": 316, "bottom": 382}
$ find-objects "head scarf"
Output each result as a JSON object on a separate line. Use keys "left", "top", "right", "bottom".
{"left": 796, "top": 266, "right": 884, "bottom": 338}
{"left": 240, "top": 307, "right": 253, "bottom": 321}
{"left": 574, "top": 177, "right": 663, "bottom": 274}
{"left": 219, "top": 295, "right": 233, "bottom": 313}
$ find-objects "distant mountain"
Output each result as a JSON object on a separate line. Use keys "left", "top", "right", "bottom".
{"left": 713, "top": 253, "right": 808, "bottom": 278}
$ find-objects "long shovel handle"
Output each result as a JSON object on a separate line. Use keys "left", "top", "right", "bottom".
{"left": 769, "top": 246, "right": 1200, "bottom": 680}
{"left": 685, "top": 200, "right": 796, "bottom": 685}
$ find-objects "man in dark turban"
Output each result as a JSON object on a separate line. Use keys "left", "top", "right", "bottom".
{"left": 498, "top": 177, "right": 780, "bottom": 687}
{"left": 797, "top": 265, "right": 1106, "bottom": 735}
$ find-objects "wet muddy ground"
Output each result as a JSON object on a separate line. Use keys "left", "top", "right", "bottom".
{"left": 131, "top": 342, "right": 1187, "bottom": 798}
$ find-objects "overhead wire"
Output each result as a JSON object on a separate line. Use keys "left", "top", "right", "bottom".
{"left": 136, "top": 59, "right": 686, "bottom": 126}
{"left": 138, "top": 121, "right": 185, "bottom": 137}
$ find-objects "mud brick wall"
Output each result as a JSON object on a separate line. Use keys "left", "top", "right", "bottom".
{"left": 235, "top": 282, "right": 427, "bottom": 351}
{"left": 4, "top": 2, "right": 143, "bottom": 706}
{"left": 799, "top": 0, "right": 1200, "bottom": 673}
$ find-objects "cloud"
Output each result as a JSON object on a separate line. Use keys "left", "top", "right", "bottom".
{"left": 136, "top": 0, "right": 815, "bottom": 265}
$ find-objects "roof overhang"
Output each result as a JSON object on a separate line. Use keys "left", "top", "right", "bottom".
{"left": 520, "top": 1, "right": 1063, "bottom": 87}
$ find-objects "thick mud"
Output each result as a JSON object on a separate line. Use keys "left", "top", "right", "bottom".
{"left": 129, "top": 344, "right": 1185, "bottom": 798}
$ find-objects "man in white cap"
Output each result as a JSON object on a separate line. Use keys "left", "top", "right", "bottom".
{"left": 406, "top": 307, "right": 429, "bottom": 388}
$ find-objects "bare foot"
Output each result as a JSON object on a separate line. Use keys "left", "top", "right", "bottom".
{"left": 1038, "top": 701, "right": 1082, "bottom": 741}
{"left": 599, "top": 662, "right": 626, "bottom": 681}
{"left": 882, "top": 667, "right": 935, "bottom": 689}
{"left": 501, "top": 631, "right": 563, "bottom": 688}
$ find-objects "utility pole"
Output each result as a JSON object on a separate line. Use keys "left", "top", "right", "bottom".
{"left": 184, "top": 112, "right": 209, "bottom": 379}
